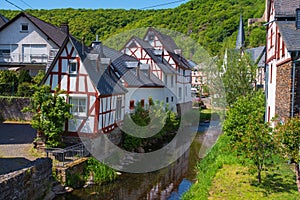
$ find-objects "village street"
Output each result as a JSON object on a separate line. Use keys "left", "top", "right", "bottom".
{"left": 0, "top": 123, "right": 36, "bottom": 175}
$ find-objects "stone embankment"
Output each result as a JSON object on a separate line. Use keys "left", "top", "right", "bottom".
{"left": 0, "top": 158, "right": 53, "bottom": 200}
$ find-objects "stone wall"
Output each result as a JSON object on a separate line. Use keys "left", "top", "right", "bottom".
{"left": 176, "top": 101, "right": 192, "bottom": 116}
{"left": 0, "top": 158, "right": 53, "bottom": 200}
{"left": 55, "top": 158, "right": 88, "bottom": 186}
{"left": 0, "top": 97, "right": 32, "bottom": 121}
{"left": 275, "top": 62, "right": 292, "bottom": 120}
{"left": 107, "top": 127, "right": 123, "bottom": 145}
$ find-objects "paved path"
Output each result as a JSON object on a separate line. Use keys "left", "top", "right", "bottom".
{"left": 0, "top": 122, "right": 37, "bottom": 175}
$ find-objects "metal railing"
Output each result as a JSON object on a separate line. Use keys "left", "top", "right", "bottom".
{"left": 45, "top": 143, "right": 89, "bottom": 167}
{"left": 0, "top": 53, "right": 48, "bottom": 63}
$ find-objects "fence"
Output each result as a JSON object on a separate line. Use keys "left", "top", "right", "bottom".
{"left": 45, "top": 143, "right": 89, "bottom": 167}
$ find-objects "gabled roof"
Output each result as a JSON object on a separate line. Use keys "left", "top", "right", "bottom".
{"left": 246, "top": 46, "right": 265, "bottom": 67}
{"left": 0, "top": 14, "right": 9, "bottom": 28}
{"left": 145, "top": 27, "right": 179, "bottom": 52}
{"left": 274, "top": 0, "right": 300, "bottom": 18}
{"left": 0, "top": 12, "right": 67, "bottom": 47}
{"left": 43, "top": 36, "right": 127, "bottom": 96}
{"left": 144, "top": 28, "right": 192, "bottom": 70}
{"left": 103, "top": 45, "right": 164, "bottom": 87}
{"left": 276, "top": 21, "right": 300, "bottom": 51}
{"left": 128, "top": 36, "right": 178, "bottom": 75}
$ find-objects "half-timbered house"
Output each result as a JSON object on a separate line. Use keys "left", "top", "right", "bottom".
{"left": 42, "top": 36, "right": 127, "bottom": 138}
{"left": 143, "top": 28, "right": 193, "bottom": 113}
{"left": 265, "top": 0, "right": 300, "bottom": 123}
{"left": 103, "top": 45, "right": 166, "bottom": 113}
{"left": 122, "top": 36, "right": 178, "bottom": 112}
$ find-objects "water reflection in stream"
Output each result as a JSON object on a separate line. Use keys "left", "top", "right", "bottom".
{"left": 55, "top": 121, "right": 221, "bottom": 200}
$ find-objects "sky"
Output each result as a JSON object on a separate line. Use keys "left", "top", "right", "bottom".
{"left": 2, "top": 0, "right": 188, "bottom": 10}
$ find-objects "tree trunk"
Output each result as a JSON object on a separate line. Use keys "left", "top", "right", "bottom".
{"left": 257, "top": 169, "right": 261, "bottom": 184}
{"left": 295, "top": 163, "right": 300, "bottom": 193}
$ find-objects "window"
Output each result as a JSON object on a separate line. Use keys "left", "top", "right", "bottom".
{"left": 69, "top": 97, "right": 87, "bottom": 116}
{"left": 166, "top": 97, "right": 169, "bottom": 103}
{"left": 179, "top": 87, "right": 182, "bottom": 99}
{"left": 130, "top": 100, "right": 135, "bottom": 110}
{"left": 116, "top": 97, "right": 122, "bottom": 120}
{"left": 171, "top": 76, "right": 174, "bottom": 87}
{"left": 69, "top": 60, "right": 78, "bottom": 74}
{"left": 171, "top": 96, "right": 174, "bottom": 102}
{"left": 21, "top": 23, "right": 28, "bottom": 32}
{"left": 164, "top": 74, "right": 168, "bottom": 86}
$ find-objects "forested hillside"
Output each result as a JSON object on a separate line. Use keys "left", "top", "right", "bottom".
{"left": 0, "top": 0, "right": 266, "bottom": 55}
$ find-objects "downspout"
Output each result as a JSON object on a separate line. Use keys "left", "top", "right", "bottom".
{"left": 292, "top": 59, "right": 295, "bottom": 117}
{"left": 291, "top": 52, "right": 299, "bottom": 117}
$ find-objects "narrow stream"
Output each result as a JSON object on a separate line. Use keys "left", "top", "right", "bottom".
{"left": 55, "top": 121, "right": 221, "bottom": 200}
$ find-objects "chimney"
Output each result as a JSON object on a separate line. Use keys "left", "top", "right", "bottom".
{"left": 91, "top": 41, "right": 104, "bottom": 58}
{"left": 136, "top": 63, "right": 140, "bottom": 79}
{"left": 296, "top": 8, "right": 300, "bottom": 29}
{"left": 60, "top": 23, "right": 69, "bottom": 34}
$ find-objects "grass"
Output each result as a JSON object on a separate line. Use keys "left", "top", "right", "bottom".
{"left": 209, "top": 163, "right": 299, "bottom": 200}
{"left": 182, "top": 134, "right": 300, "bottom": 200}
{"left": 199, "top": 108, "right": 224, "bottom": 122}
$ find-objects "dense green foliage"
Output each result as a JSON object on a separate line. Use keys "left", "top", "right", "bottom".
{"left": 0, "top": 0, "right": 266, "bottom": 55}
{"left": 223, "top": 90, "right": 273, "bottom": 183}
{"left": 0, "top": 70, "right": 44, "bottom": 97}
{"left": 65, "top": 157, "right": 118, "bottom": 188}
{"left": 275, "top": 116, "right": 300, "bottom": 192}
{"left": 122, "top": 101, "right": 179, "bottom": 151}
{"left": 23, "top": 85, "right": 72, "bottom": 147}
{"left": 221, "top": 50, "right": 257, "bottom": 106}
{"left": 85, "top": 157, "right": 118, "bottom": 184}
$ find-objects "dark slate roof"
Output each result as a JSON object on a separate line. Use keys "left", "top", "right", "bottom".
{"left": 103, "top": 45, "right": 164, "bottom": 87}
{"left": 144, "top": 28, "right": 192, "bottom": 70}
{"left": 44, "top": 36, "right": 126, "bottom": 96}
{"left": 168, "top": 51, "right": 192, "bottom": 70}
{"left": 0, "top": 14, "right": 8, "bottom": 28}
{"left": 274, "top": 0, "right": 300, "bottom": 18}
{"left": 146, "top": 27, "right": 179, "bottom": 52}
{"left": 246, "top": 46, "right": 265, "bottom": 67}
{"left": 130, "top": 37, "right": 178, "bottom": 74}
{"left": 0, "top": 12, "right": 67, "bottom": 47}
{"left": 236, "top": 15, "right": 245, "bottom": 49}
{"left": 276, "top": 21, "right": 300, "bottom": 51}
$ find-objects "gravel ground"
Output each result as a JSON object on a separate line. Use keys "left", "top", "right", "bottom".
{"left": 0, "top": 122, "right": 37, "bottom": 175}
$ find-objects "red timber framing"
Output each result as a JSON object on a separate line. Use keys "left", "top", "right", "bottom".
{"left": 99, "top": 94, "right": 125, "bottom": 134}
{"left": 124, "top": 44, "right": 163, "bottom": 80}
{"left": 48, "top": 41, "right": 124, "bottom": 137}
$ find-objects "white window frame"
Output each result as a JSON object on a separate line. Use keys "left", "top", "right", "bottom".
{"left": 69, "top": 60, "right": 78, "bottom": 75}
{"left": 69, "top": 96, "right": 87, "bottom": 117}
{"left": 116, "top": 97, "right": 122, "bottom": 120}
{"left": 179, "top": 87, "right": 182, "bottom": 99}
{"left": 171, "top": 75, "right": 174, "bottom": 87}
{"left": 20, "top": 23, "right": 28, "bottom": 32}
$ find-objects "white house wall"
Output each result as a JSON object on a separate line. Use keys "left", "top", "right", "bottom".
{"left": 0, "top": 17, "right": 58, "bottom": 63}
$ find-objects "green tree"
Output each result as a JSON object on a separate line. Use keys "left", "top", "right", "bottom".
{"left": 274, "top": 116, "right": 300, "bottom": 192}
{"left": 223, "top": 90, "right": 273, "bottom": 183}
{"left": 23, "top": 85, "right": 72, "bottom": 147}
{"left": 221, "top": 50, "right": 257, "bottom": 106}
{"left": 0, "top": 70, "right": 18, "bottom": 96}
{"left": 18, "top": 69, "right": 32, "bottom": 84}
